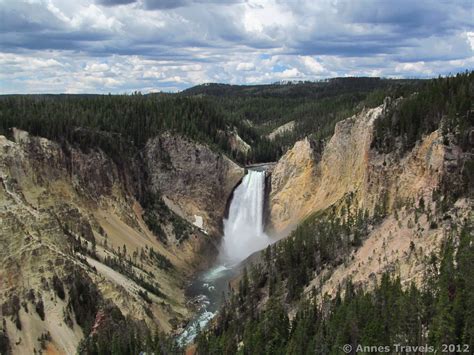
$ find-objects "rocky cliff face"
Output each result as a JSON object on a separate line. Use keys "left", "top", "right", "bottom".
{"left": 0, "top": 129, "right": 242, "bottom": 354}
{"left": 267, "top": 120, "right": 295, "bottom": 140}
{"left": 144, "top": 133, "right": 244, "bottom": 236}
{"left": 268, "top": 102, "right": 448, "bottom": 235}
{"left": 267, "top": 99, "right": 472, "bottom": 302}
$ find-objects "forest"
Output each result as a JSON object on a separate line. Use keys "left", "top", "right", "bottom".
{"left": 195, "top": 210, "right": 474, "bottom": 355}
{"left": 0, "top": 77, "right": 424, "bottom": 164}
{"left": 3, "top": 73, "right": 469, "bottom": 166}
{"left": 373, "top": 71, "right": 473, "bottom": 154}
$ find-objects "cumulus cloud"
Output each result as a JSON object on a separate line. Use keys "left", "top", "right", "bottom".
{"left": 0, "top": 0, "right": 472, "bottom": 93}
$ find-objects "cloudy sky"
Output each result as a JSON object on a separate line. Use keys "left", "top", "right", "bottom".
{"left": 1, "top": 0, "right": 473, "bottom": 93}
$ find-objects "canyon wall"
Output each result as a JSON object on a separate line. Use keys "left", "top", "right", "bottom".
{"left": 267, "top": 100, "right": 471, "bottom": 303}
{"left": 144, "top": 133, "right": 244, "bottom": 237}
{"left": 0, "top": 129, "right": 242, "bottom": 354}
{"left": 268, "top": 101, "right": 452, "bottom": 235}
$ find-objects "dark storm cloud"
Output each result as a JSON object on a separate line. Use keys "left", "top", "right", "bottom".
{"left": 0, "top": 1, "right": 113, "bottom": 54}
{"left": 0, "top": 0, "right": 253, "bottom": 56}
{"left": 0, "top": 2, "right": 63, "bottom": 32}
{"left": 2, "top": 0, "right": 471, "bottom": 60}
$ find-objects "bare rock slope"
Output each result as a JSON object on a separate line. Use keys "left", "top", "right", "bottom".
{"left": 268, "top": 102, "right": 448, "bottom": 235}
{"left": 145, "top": 133, "right": 244, "bottom": 236}
{"left": 0, "top": 129, "right": 242, "bottom": 354}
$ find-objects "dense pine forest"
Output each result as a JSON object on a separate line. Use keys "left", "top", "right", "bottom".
{"left": 196, "top": 221, "right": 474, "bottom": 354}
{"left": 2, "top": 74, "right": 469, "bottom": 165}
{"left": 373, "top": 72, "right": 473, "bottom": 154}
{"left": 0, "top": 77, "right": 423, "bottom": 164}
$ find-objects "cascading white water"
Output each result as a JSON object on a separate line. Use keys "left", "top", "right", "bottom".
{"left": 219, "top": 169, "right": 270, "bottom": 265}
{"left": 178, "top": 169, "right": 271, "bottom": 345}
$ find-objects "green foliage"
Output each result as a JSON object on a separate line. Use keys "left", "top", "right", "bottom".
{"left": 38, "top": 332, "right": 52, "bottom": 350}
{"left": 62, "top": 268, "right": 178, "bottom": 354}
{"left": 66, "top": 271, "right": 101, "bottom": 333}
{"left": 463, "top": 159, "right": 474, "bottom": 194}
{"left": 0, "top": 94, "right": 230, "bottom": 156}
{"left": 78, "top": 304, "right": 181, "bottom": 355}
{"left": 0, "top": 77, "right": 424, "bottom": 165}
{"left": 196, "top": 206, "right": 372, "bottom": 353}
{"left": 52, "top": 275, "right": 66, "bottom": 300}
{"left": 138, "top": 290, "right": 153, "bottom": 304}
{"left": 197, "top": 218, "right": 473, "bottom": 354}
{"left": 102, "top": 254, "right": 166, "bottom": 299}
{"left": 35, "top": 298, "right": 45, "bottom": 321}
{"left": 2, "top": 294, "right": 22, "bottom": 330}
{"left": 0, "top": 74, "right": 467, "bottom": 166}
{"left": 141, "top": 191, "right": 195, "bottom": 244}
{"left": 198, "top": 77, "right": 422, "bottom": 162}
{"left": 171, "top": 214, "right": 191, "bottom": 243}
{"left": 149, "top": 248, "right": 173, "bottom": 270}
{"left": 143, "top": 210, "right": 168, "bottom": 244}
{"left": 373, "top": 71, "right": 473, "bottom": 154}
{"left": 0, "top": 330, "right": 10, "bottom": 355}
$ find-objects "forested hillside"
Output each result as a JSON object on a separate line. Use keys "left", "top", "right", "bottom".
{"left": 0, "top": 95, "right": 235, "bottom": 162}
{"left": 373, "top": 72, "right": 473, "bottom": 154}
{"left": 0, "top": 77, "right": 422, "bottom": 164}
{"left": 196, "top": 221, "right": 474, "bottom": 354}
{"left": 182, "top": 77, "right": 423, "bottom": 162}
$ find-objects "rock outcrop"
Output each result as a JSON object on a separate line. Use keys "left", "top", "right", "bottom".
{"left": 228, "top": 131, "right": 251, "bottom": 155}
{"left": 267, "top": 120, "right": 295, "bottom": 140}
{"left": 144, "top": 133, "right": 245, "bottom": 236}
{"left": 266, "top": 99, "right": 472, "bottom": 309}
{"left": 268, "top": 102, "right": 449, "bottom": 235}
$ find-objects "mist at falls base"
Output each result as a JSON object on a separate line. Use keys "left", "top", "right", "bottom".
{"left": 178, "top": 170, "right": 272, "bottom": 345}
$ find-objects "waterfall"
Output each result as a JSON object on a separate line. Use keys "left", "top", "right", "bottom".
{"left": 219, "top": 169, "right": 270, "bottom": 265}
{"left": 178, "top": 169, "right": 271, "bottom": 345}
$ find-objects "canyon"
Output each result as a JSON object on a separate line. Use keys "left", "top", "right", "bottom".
{"left": 0, "top": 89, "right": 472, "bottom": 354}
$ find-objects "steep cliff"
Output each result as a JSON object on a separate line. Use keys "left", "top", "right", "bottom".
{"left": 268, "top": 101, "right": 448, "bottom": 235}
{"left": 267, "top": 121, "right": 295, "bottom": 140}
{"left": 144, "top": 133, "right": 244, "bottom": 237}
{"left": 267, "top": 98, "right": 472, "bottom": 298}
{"left": 0, "top": 129, "right": 242, "bottom": 354}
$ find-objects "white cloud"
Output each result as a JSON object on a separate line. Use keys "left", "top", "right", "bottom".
{"left": 299, "top": 56, "right": 325, "bottom": 74}
{"left": 279, "top": 68, "right": 301, "bottom": 78}
{"left": 395, "top": 62, "right": 428, "bottom": 73}
{"left": 85, "top": 63, "right": 110, "bottom": 72}
{"left": 236, "top": 62, "right": 255, "bottom": 71}
{"left": 467, "top": 31, "right": 474, "bottom": 51}
{"left": 0, "top": 0, "right": 472, "bottom": 93}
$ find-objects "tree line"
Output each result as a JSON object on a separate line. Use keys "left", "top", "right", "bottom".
{"left": 0, "top": 76, "right": 427, "bottom": 164}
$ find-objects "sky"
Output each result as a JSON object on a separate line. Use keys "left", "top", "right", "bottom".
{"left": 0, "top": 0, "right": 473, "bottom": 94}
